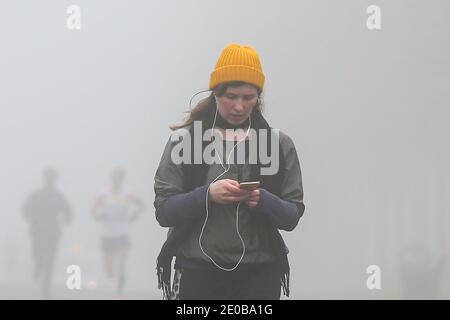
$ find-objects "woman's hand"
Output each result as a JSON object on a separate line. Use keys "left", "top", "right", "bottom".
{"left": 209, "top": 179, "right": 251, "bottom": 205}
{"left": 244, "top": 189, "right": 260, "bottom": 208}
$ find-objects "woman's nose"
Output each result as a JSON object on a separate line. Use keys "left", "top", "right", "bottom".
{"left": 233, "top": 99, "right": 244, "bottom": 112}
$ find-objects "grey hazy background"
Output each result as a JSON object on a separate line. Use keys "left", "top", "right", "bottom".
{"left": 0, "top": 0, "right": 449, "bottom": 299}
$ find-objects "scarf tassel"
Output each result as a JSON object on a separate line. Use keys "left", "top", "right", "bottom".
{"left": 157, "top": 260, "right": 172, "bottom": 300}
{"left": 281, "top": 270, "right": 290, "bottom": 297}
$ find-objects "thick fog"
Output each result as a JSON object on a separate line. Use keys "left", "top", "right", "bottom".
{"left": 0, "top": 0, "right": 449, "bottom": 299}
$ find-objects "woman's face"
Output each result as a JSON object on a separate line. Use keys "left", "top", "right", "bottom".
{"left": 216, "top": 84, "right": 259, "bottom": 126}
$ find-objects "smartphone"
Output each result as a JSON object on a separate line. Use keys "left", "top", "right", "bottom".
{"left": 239, "top": 181, "right": 260, "bottom": 190}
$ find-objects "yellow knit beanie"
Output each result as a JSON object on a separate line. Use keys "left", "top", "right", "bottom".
{"left": 209, "top": 43, "right": 265, "bottom": 91}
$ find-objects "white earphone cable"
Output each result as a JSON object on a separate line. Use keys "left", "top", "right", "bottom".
{"left": 198, "top": 102, "right": 252, "bottom": 271}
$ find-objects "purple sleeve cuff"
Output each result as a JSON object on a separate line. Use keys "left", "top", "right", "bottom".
{"left": 255, "top": 188, "right": 301, "bottom": 231}
{"left": 156, "top": 185, "right": 208, "bottom": 227}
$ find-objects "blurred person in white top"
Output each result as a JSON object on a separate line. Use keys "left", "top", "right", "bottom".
{"left": 91, "top": 167, "right": 144, "bottom": 297}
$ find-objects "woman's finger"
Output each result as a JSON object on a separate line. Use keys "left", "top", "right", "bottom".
{"left": 246, "top": 201, "right": 258, "bottom": 208}
{"left": 246, "top": 195, "right": 259, "bottom": 202}
{"left": 227, "top": 179, "right": 240, "bottom": 187}
{"left": 224, "top": 195, "right": 248, "bottom": 203}
{"left": 225, "top": 184, "right": 239, "bottom": 193}
{"left": 229, "top": 186, "right": 250, "bottom": 196}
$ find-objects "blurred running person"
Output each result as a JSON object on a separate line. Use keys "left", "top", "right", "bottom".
{"left": 91, "top": 167, "right": 144, "bottom": 297}
{"left": 22, "top": 167, "right": 72, "bottom": 299}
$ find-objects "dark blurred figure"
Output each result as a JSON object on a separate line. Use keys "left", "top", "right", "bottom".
{"left": 398, "top": 243, "right": 448, "bottom": 299}
{"left": 22, "top": 167, "right": 72, "bottom": 299}
{"left": 91, "top": 168, "right": 144, "bottom": 298}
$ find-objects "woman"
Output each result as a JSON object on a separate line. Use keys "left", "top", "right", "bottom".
{"left": 154, "top": 43, "right": 305, "bottom": 300}
{"left": 91, "top": 167, "right": 144, "bottom": 297}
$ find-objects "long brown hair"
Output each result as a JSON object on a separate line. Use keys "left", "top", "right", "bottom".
{"left": 170, "top": 81, "right": 263, "bottom": 131}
